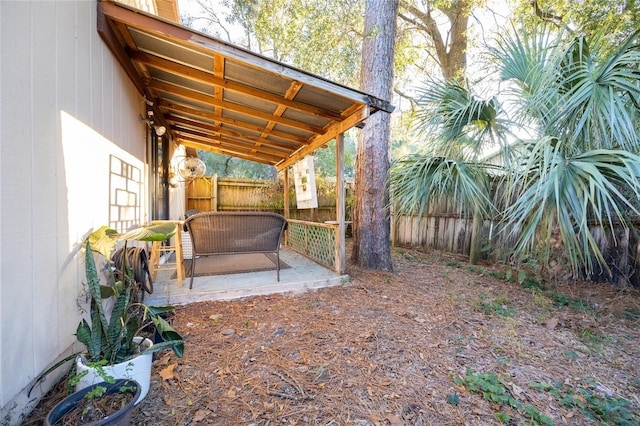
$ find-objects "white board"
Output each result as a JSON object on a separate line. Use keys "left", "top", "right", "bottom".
{"left": 293, "top": 157, "right": 318, "bottom": 209}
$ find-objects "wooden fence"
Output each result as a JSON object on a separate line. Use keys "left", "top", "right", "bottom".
{"left": 184, "top": 175, "right": 351, "bottom": 223}
{"left": 394, "top": 212, "right": 640, "bottom": 287}
{"left": 183, "top": 176, "right": 640, "bottom": 286}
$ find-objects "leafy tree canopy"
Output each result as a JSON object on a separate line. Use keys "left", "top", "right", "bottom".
{"left": 198, "top": 151, "right": 277, "bottom": 179}
{"left": 513, "top": 0, "right": 640, "bottom": 45}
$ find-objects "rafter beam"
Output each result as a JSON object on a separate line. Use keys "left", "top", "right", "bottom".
{"left": 160, "top": 101, "right": 310, "bottom": 146}
{"left": 131, "top": 51, "right": 344, "bottom": 122}
{"left": 277, "top": 104, "right": 370, "bottom": 170}
{"left": 168, "top": 116, "right": 298, "bottom": 152}
{"left": 149, "top": 80, "right": 325, "bottom": 135}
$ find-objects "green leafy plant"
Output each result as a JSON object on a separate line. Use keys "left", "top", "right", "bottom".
{"left": 546, "top": 292, "right": 597, "bottom": 314}
{"left": 29, "top": 224, "right": 184, "bottom": 397}
{"left": 454, "top": 370, "right": 553, "bottom": 425}
{"left": 77, "top": 225, "right": 184, "bottom": 364}
{"left": 530, "top": 380, "right": 639, "bottom": 424}
{"left": 471, "top": 293, "right": 513, "bottom": 317}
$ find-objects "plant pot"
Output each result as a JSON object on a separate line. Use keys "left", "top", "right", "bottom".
{"left": 75, "top": 338, "right": 153, "bottom": 405}
{"left": 44, "top": 379, "right": 140, "bottom": 426}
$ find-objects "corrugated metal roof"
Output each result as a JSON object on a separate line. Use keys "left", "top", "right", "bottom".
{"left": 98, "top": 0, "right": 394, "bottom": 170}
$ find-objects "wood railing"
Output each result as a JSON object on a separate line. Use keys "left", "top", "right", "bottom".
{"left": 285, "top": 219, "right": 337, "bottom": 271}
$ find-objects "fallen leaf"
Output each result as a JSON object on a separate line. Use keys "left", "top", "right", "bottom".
{"left": 386, "top": 415, "right": 404, "bottom": 426}
{"left": 159, "top": 364, "right": 176, "bottom": 380}
{"left": 544, "top": 318, "right": 559, "bottom": 329}
{"left": 509, "top": 382, "right": 524, "bottom": 396}
{"left": 472, "top": 408, "right": 492, "bottom": 416}
{"left": 228, "top": 389, "right": 236, "bottom": 398}
{"left": 193, "top": 409, "right": 209, "bottom": 422}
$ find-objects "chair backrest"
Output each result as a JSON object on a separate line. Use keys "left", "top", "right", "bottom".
{"left": 185, "top": 209, "right": 202, "bottom": 218}
{"left": 184, "top": 211, "right": 287, "bottom": 255}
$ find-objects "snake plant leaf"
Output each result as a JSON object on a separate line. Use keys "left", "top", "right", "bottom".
{"left": 89, "top": 309, "right": 104, "bottom": 361}
{"left": 75, "top": 319, "right": 93, "bottom": 359}
{"left": 85, "top": 242, "right": 110, "bottom": 341}
{"left": 106, "top": 289, "right": 129, "bottom": 349}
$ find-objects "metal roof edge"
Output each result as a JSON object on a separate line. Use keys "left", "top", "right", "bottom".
{"left": 99, "top": 0, "right": 395, "bottom": 114}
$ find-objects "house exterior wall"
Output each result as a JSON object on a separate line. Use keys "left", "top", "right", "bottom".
{"left": 0, "top": 1, "right": 152, "bottom": 423}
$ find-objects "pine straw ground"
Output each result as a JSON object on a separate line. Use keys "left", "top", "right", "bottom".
{"left": 26, "top": 246, "right": 640, "bottom": 425}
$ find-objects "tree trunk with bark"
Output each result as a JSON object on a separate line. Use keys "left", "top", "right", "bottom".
{"left": 398, "top": 0, "right": 471, "bottom": 81}
{"left": 351, "top": 0, "right": 398, "bottom": 271}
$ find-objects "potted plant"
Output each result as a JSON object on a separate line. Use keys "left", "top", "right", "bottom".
{"left": 72, "top": 223, "right": 185, "bottom": 403}
{"left": 44, "top": 378, "right": 141, "bottom": 426}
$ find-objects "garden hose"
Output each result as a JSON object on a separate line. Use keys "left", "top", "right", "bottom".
{"left": 112, "top": 246, "right": 154, "bottom": 297}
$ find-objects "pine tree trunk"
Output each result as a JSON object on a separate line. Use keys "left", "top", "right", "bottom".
{"left": 351, "top": 0, "right": 398, "bottom": 271}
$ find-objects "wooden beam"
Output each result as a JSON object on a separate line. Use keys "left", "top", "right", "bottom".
{"left": 149, "top": 80, "right": 325, "bottom": 135}
{"left": 97, "top": 7, "right": 145, "bottom": 94}
{"left": 173, "top": 128, "right": 289, "bottom": 159}
{"left": 335, "top": 132, "right": 346, "bottom": 274}
{"left": 177, "top": 137, "right": 282, "bottom": 164}
{"left": 130, "top": 51, "right": 345, "bottom": 122}
{"left": 276, "top": 104, "right": 370, "bottom": 170}
{"left": 161, "top": 102, "right": 310, "bottom": 146}
{"left": 167, "top": 115, "right": 301, "bottom": 152}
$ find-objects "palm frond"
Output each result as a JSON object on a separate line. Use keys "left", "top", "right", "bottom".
{"left": 413, "top": 79, "right": 508, "bottom": 159}
{"left": 390, "top": 154, "right": 495, "bottom": 220}
{"left": 492, "top": 23, "right": 563, "bottom": 95}
{"left": 546, "top": 30, "right": 640, "bottom": 151}
{"left": 503, "top": 138, "right": 640, "bottom": 275}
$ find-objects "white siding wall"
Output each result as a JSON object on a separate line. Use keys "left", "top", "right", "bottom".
{"left": 0, "top": 1, "right": 149, "bottom": 423}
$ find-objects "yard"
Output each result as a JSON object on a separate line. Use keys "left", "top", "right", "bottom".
{"left": 26, "top": 245, "right": 640, "bottom": 425}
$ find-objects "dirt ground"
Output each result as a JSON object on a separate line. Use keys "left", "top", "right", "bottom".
{"left": 25, "top": 246, "right": 640, "bottom": 425}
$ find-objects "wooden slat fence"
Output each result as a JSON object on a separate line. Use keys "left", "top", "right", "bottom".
{"left": 184, "top": 176, "right": 640, "bottom": 285}
{"left": 185, "top": 175, "right": 351, "bottom": 223}
{"left": 394, "top": 211, "right": 640, "bottom": 287}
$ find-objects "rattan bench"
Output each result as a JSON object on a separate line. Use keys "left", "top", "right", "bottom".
{"left": 183, "top": 211, "right": 288, "bottom": 289}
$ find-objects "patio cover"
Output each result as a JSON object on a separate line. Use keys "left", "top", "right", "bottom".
{"left": 97, "top": 0, "right": 394, "bottom": 171}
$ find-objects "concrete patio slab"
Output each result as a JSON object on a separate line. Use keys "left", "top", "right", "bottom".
{"left": 145, "top": 248, "right": 348, "bottom": 306}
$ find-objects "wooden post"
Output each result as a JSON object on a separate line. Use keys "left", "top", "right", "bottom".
{"left": 283, "top": 168, "right": 290, "bottom": 218}
{"left": 335, "top": 133, "right": 346, "bottom": 274}
{"left": 469, "top": 205, "right": 482, "bottom": 265}
{"left": 212, "top": 173, "right": 218, "bottom": 211}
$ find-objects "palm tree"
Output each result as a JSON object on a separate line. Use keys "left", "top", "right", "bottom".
{"left": 496, "top": 25, "right": 640, "bottom": 277}
{"left": 390, "top": 78, "right": 510, "bottom": 263}
{"left": 391, "top": 24, "right": 640, "bottom": 279}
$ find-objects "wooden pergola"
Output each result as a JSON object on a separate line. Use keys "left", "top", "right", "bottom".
{"left": 97, "top": 0, "right": 394, "bottom": 273}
